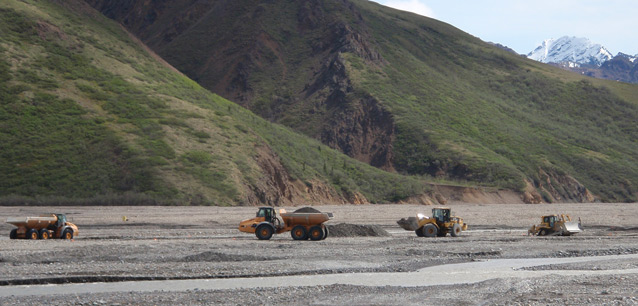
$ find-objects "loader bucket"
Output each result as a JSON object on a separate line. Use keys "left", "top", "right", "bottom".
{"left": 397, "top": 217, "right": 419, "bottom": 231}
{"left": 561, "top": 221, "right": 583, "bottom": 235}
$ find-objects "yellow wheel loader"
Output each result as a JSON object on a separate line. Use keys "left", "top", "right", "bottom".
{"left": 528, "top": 214, "right": 583, "bottom": 236}
{"left": 397, "top": 207, "right": 468, "bottom": 237}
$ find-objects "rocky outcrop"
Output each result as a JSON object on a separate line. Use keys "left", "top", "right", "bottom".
{"left": 246, "top": 145, "right": 359, "bottom": 206}
{"left": 523, "top": 169, "right": 596, "bottom": 204}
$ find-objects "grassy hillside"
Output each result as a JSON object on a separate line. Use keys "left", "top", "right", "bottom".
{"left": 355, "top": 1, "right": 638, "bottom": 201}
{"left": 86, "top": 0, "right": 638, "bottom": 202}
{"left": 0, "top": 0, "right": 432, "bottom": 205}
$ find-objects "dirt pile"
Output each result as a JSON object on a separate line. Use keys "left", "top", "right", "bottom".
{"left": 293, "top": 207, "right": 322, "bottom": 213}
{"left": 326, "top": 223, "right": 389, "bottom": 237}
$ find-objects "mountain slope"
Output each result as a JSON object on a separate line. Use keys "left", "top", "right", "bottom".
{"left": 85, "top": 0, "right": 638, "bottom": 202}
{"left": 0, "top": 0, "right": 446, "bottom": 206}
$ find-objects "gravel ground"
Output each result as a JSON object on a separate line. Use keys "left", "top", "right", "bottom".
{"left": 1, "top": 203, "right": 638, "bottom": 305}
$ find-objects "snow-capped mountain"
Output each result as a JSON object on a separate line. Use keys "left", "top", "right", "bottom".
{"left": 527, "top": 36, "right": 613, "bottom": 67}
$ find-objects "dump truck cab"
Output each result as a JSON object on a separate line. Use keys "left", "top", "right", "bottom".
{"left": 255, "top": 207, "right": 277, "bottom": 224}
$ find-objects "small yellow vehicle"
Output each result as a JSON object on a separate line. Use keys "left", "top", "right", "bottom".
{"left": 397, "top": 207, "right": 468, "bottom": 237}
{"left": 7, "top": 214, "right": 79, "bottom": 240}
{"left": 528, "top": 214, "right": 583, "bottom": 236}
{"left": 239, "top": 207, "right": 333, "bottom": 240}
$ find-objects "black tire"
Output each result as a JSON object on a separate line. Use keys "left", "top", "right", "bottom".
{"left": 415, "top": 227, "right": 425, "bottom": 237}
{"left": 9, "top": 229, "right": 17, "bottom": 239}
{"left": 291, "top": 225, "right": 307, "bottom": 240}
{"left": 61, "top": 228, "right": 74, "bottom": 240}
{"left": 309, "top": 226, "right": 324, "bottom": 241}
{"left": 322, "top": 225, "right": 329, "bottom": 240}
{"left": 437, "top": 229, "right": 447, "bottom": 237}
{"left": 538, "top": 229, "right": 547, "bottom": 236}
{"left": 39, "top": 229, "right": 50, "bottom": 240}
{"left": 422, "top": 224, "right": 438, "bottom": 237}
{"left": 26, "top": 228, "right": 38, "bottom": 240}
{"left": 255, "top": 224, "right": 274, "bottom": 240}
{"left": 450, "top": 223, "right": 462, "bottom": 237}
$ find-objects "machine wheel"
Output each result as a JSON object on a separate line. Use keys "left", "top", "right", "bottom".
{"left": 39, "top": 229, "right": 49, "bottom": 240}
{"left": 308, "top": 226, "right": 324, "bottom": 241}
{"left": 61, "top": 228, "right": 74, "bottom": 240}
{"left": 422, "top": 224, "right": 438, "bottom": 237}
{"left": 26, "top": 229, "right": 38, "bottom": 240}
{"left": 291, "top": 225, "right": 307, "bottom": 240}
{"left": 415, "top": 227, "right": 425, "bottom": 237}
{"left": 9, "top": 229, "right": 17, "bottom": 239}
{"left": 255, "top": 225, "right": 273, "bottom": 240}
{"left": 451, "top": 224, "right": 462, "bottom": 237}
{"left": 538, "top": 229, "right": 547, "bottom": 236}
{"left": 322, "top": 225, "right": 329, "bottom": 240}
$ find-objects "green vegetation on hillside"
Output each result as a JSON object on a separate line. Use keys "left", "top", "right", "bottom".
{"left": 0, "top": 1, "right": 431, "bottom": 205}
{"left": 352, "top": 1, "right": 638, "bottom": 201}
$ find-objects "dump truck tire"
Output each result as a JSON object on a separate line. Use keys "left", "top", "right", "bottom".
{"left": 27, "top": 229, "right": 38, "bottom": 240}
{"left": 415, "top": 227, "right": 425, "bottom": 237}
{"left": 322, "top": 225, "right": 329, "bottom": 240}
{"left": 62, "top": 228, "right": 74, "bottom": 240}
{"left": 309, "top": 226, "right": 324, "bottom": 241}
{"left": 39, "top": 229, "right": 49, "bottom": 240}
{"left": 9, "top": 229, "right": 17, "bottom": 239}
{"left": 451, "top": 224, "right": 462, "bottom": 237}
{"left": 291, "top": 225, "right": 307, "bottom": 240}
{"left": 422, "top": 224, "right": 438, "bottom": 237}
{"left": 255, "top": 225, "right": 273, "bottom": 240}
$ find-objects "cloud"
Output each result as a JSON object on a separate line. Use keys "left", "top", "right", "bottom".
{"left": 380, "top": 0, "right": 435, "bottom": 18}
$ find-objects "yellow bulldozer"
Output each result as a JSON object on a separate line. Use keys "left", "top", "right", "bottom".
{"left": 528, "top": 214, "right": 583, "bottom": 236}
{"left": 397, "top": 207, "right": 468, "bottom": 237}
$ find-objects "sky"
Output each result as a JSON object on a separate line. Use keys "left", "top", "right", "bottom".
{"left": 371, "top": 0, "right": 638, "bottom": 56}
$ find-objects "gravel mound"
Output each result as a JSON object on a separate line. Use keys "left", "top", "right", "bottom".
{"left": 326, "top": 223, "right": 390, "bottom": 237}
{"left": 293, "top": 207, "right": 322, "bottom": 213}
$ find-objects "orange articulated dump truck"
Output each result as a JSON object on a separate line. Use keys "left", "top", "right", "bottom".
{"left": 7, "top": 214, "right": 78, "bottom": 240}
{"left": 239, "top": 207, "right": 333, "bottom": 240}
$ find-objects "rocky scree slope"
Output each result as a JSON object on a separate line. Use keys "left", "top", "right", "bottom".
{"left": 0, "top": 0, "right": 439, "bottom": 206}
{"left": 85, "top": 0, "right": 638, "bottom": 202}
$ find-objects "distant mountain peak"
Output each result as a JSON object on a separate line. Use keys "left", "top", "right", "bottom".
{"left": 527, "top": 36, "right": 613, "bottom": 67}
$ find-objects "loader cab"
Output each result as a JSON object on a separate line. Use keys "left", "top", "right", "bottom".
{"left": 432, "top": 208, "right": 451, "bottom": 223}
{"left": 256, "top": 207, "right": 275, "bottom": 223}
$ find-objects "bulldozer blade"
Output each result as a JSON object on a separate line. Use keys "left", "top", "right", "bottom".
{"left": 397, "top": 217, "right": 419, "bottom": 231}
{"left": 562, "top": 222, "right": 583, "bottom": 235}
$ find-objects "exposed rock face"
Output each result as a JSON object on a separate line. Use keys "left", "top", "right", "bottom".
{"left": 246, "top": 145, "right": 359, "bottom": 206}
{"left": 534, "top": 169, "right": 596, "bottom": 203}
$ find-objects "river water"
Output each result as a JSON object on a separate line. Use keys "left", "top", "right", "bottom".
{"left": 2, "top": 254, "right": 638, "bottom": 297}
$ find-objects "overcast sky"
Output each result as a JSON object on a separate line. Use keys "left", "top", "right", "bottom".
{"left": 371, "top": 0, "right": 638, "bottom": 56}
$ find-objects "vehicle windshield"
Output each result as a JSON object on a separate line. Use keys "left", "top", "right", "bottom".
{"left": 56, "top": 214, "right": 66, "bottom": 226}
